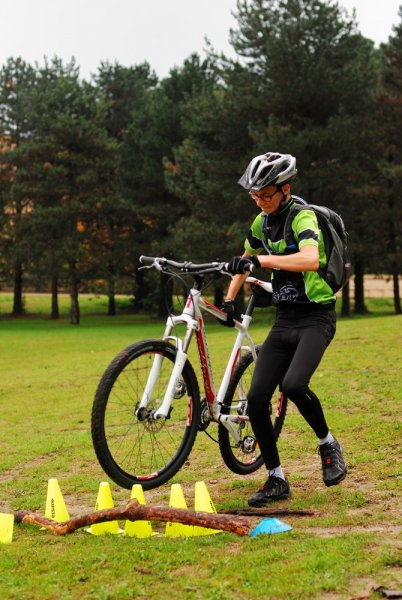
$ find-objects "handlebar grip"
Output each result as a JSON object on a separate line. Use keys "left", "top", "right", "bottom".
{"left": 139, "top": 255, "right": 157, "bottom": 266}
{"left": 224, "top": 262, "right": 255, "bottom": 274}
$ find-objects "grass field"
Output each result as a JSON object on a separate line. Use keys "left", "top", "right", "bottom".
{"left": 0, "top": 293, "right": 400, "bottom": 599}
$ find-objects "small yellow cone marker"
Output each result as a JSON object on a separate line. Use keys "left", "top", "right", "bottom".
{"left": 193, "top": 481, "right": 221, "bottom": 536}
{"left": 124, "top": 484, "right": 153, "bottom": 538}
{"left": 88, "top": 482, "right": 122, "bottom": 536}
{"left": 45, "top": 479, "right": 70, "bottom": 522}
{"left": 165, "top": 483, "right": 194, "bottom": 537}
{"left": 0, "top": 514, "right": 14, "bottom": 544}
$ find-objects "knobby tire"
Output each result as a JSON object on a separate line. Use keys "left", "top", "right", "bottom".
{"left": 91, "top": 339, "right": 201, "bottom": 490}
{"left": 218, "top": 346, "right": 288, "bottom": 475}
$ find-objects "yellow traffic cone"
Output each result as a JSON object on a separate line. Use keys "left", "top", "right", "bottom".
{"left": 165, "top": 483, "right": 194, "bottom": 537}
{"left": 0, "top": 513, "right": 14, "bottom": 544}
{"left": 88, "top": 482, "right": 122, "bottom": 536}
{"left": 45, "top": 479, "right": 70, "bottom": 522}
{"left": 193, "top": 481, "right": 221, "bottom": 536}
{"left": 124, "top": 484, "right": 153, "bottom": 538}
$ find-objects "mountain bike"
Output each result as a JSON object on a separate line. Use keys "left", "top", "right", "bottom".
{"left": 91, "top": 256, "right": 288, "bottom": 490}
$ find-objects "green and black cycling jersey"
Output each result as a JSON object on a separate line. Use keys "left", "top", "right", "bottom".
{"left": 245, "top": 197, "right": 336, "bottom": 305}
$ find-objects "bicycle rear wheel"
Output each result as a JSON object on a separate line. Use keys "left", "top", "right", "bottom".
{"left": 218, "top": 346, "right": 288, "bottom": 475}
{"left": 91, "top": 339, "right": 201, "bottom": 490}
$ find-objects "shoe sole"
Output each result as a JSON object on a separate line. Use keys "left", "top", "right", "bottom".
{"left": 324, "top": 468, "right": 347, "bottom": 487}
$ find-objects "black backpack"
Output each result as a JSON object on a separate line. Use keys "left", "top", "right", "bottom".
{"left": 283, "top": 196, "right": 352, "bottom": 293}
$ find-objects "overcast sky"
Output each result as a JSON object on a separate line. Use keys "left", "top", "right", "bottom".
{"left": 1, "top": 0, "right": 401, "bottom": 80}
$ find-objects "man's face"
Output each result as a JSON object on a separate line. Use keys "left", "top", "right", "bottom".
{"left": 249, "top": 183, "right": 289, "bottom": 214}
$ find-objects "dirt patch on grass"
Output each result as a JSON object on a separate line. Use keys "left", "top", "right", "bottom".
{"left": 0, "top": 452, "right": 60, "bottom": 485}
{"left": 297, "top": 524, "right": 401, "bottom": 537}
{"left": 1, "top": 429, "right": 400, "bottom": 547}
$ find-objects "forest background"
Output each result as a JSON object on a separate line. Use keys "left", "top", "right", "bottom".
{"left": 1, "top": 0, "right": 401, "bottom": 324}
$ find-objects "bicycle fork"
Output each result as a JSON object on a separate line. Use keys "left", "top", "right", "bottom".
{"left": 136, "top": 307, "right": 198, "bottom": 421}
{"left": 137, "top": 346, "right": 189, "bottom": 421}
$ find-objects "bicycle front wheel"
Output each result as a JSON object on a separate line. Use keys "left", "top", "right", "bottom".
{"left": 91, "top": 339, "right": 201, "bottom": 490}
{"left": 218, "top": 346, "right": 288, "bottom": 475}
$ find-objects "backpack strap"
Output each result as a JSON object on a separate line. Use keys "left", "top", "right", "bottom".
{"left": 291, "top": 195, "right": 309, "bottom": 206}
{"left": 283, "top": 196, "right": 309, "bottom": 250}
{"left": 283, "top": 197, "right": 351, "bottom": 292}
{"left": 283, "top": 199, "right": 328, "bottom": 280}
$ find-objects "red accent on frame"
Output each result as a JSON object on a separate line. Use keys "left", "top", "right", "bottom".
{"left": 231, "top": 348, "right": 241, "bottom": 378}
{"left": 196, "top": 320, "right": 215, "bottom": 404}
{"left": 202, "top": 297, "right": 223, "bottom": 312}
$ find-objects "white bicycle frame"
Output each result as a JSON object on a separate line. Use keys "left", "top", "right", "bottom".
{"left": 137, "top": 275, "right": 272, "bottom": 446}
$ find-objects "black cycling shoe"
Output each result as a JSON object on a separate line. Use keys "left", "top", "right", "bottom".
{"left": 318, "top": 438, "right": 347, "bottom": 487}
{"left": 248, "top": 476, "right": 291, "bottom": 507}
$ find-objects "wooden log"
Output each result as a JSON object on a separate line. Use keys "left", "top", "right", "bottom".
{"left": 14, "top": 498, "right": 251, "bottom": 536}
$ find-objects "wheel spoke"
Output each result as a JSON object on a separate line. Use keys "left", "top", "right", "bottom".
{"left": 92, "top": 341, "right": 200, "bottom": 489}
{"left": 218, "top": 347, "right": 287, "bottom": 475}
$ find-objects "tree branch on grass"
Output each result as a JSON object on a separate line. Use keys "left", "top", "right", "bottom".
{"left": 219, "top": 508, "right": 315, "bottom": 517}
{"left": 13, "top": 498, "right": 251, "bottom": 536}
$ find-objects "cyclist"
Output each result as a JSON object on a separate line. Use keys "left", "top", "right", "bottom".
{"left": 223, "top": 152, "right": 347, "bottom": 506}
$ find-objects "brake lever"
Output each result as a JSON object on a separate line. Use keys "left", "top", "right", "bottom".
{"left": 138, "top": 259, "right": 166, "bottom": 272}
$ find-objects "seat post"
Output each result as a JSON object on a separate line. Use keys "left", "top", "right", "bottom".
{"left": 244, "top": 294, "right": 256, "bottom": 316}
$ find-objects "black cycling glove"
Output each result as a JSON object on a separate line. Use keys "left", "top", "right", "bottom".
{"left": 219, "top": 300, "right": 235, "bottom": 328}
{"left": 226, "top": 255, "right": 260, "bottom": 275}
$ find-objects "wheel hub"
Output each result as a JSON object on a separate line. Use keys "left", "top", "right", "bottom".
{"left": 135, "top": 404, "right": 172, "bottom": 432}
{"left": 241, "top": 435, "right": 257, "bottom": 454}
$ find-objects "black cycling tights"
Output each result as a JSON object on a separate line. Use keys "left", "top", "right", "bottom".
{"left": 247, "top": 310, "right": 336, "bottom": 470}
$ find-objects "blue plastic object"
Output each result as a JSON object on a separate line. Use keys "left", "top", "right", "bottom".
{"left": 250, "top": 517, "right": 292, "bottom": 537}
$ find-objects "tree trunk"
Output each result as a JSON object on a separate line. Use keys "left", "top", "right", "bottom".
{"left": 341, "top": 281, "right": 350, "bottom": 317}
{"left": 353, "top": 260, "right": 367, "bottom": 314}
{"left": 158, "top": 273, "right": 173, "bottom": 318}
{"left": 69, "top": 263, "right": 80, "bottom": 325}
{"left": 133, "top": 268, "right": 150, "bottom": 311}
{"left": 107, "top": 277, "right": 116, "bottom": 316}
{"left": 386, "top": 187, "right": 401, "bottom": 314}
{"left": 12, "top": 263, "right": 24, "bottom": 315}
{"left": 51, "top": 275, "right": 59, "bottom": 319}
{"left": 392, "top": 270, "right": 401, "bottom": 314}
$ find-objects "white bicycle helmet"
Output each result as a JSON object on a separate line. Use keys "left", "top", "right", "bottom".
{"left": 238, "top": 152, "right": 297, "bottom": 191}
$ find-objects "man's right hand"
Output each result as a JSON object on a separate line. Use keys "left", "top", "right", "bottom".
{"left": 226, "top": 255, "right": 260, "bottom": 274}
{"left": 219, "top": 300, "right": 235, "bottom": 328}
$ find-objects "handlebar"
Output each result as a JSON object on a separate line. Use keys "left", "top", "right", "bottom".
{"left": 139, "top": 256, "right": 273, "bottom": 293}
{"left": 139, "top": 255, "right": 250, "bottom": 275}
